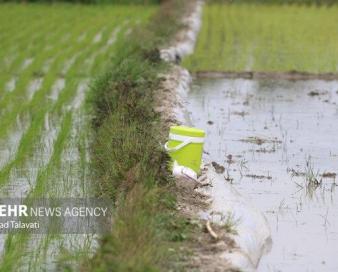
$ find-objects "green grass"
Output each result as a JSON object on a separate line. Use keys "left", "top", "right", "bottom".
{"left": 183, "top": 3, "right": 338, "bottom": 73}
{"left": 81, "top": 1, "right": 195, "bottom": 271}
{"left": 0, "top": 3, "right": 156, "bottom": 270}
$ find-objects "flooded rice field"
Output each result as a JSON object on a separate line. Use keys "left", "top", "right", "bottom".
{"left": 187, "top": 78, "right": 338, "bottom": 271}
{"left": 0, "top": 4, "right": 156, "bottom": 269}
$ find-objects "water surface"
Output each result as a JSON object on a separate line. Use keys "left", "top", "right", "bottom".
{"left": 187, "top": 78, "right": 338, "bottom": 272}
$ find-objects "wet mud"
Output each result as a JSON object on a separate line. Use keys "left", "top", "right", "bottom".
{"left": 194, "top": 71, "right": 338, "bottom": 81}
{"left": 187, "top": 78, "right": 338, "bottom": 271}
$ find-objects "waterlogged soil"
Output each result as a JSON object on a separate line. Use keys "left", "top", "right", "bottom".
{"left": 187, "top": 78, "right": 338, "bottom": 271}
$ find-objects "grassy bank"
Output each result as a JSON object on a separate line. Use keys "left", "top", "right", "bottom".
{"left": 84, "top": 1, "right": 192, "bottom": 271}
{"left": 183, "top": 3, "right": 338, "bottom": 73}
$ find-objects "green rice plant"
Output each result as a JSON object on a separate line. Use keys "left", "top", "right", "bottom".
{"left": 0, "top": 112, "right": 73, "bottom": 271}
{"left": 222, "top": 212, "right": 240, "bottom": 235}
{"left": 0, "top": 3, "right": 156, "bottom": 270}
{"left": 0, "top": 5, "right": 155, "bottom": 185}
{"left": 183, "top": 3, "right": 338, "bottom": 73}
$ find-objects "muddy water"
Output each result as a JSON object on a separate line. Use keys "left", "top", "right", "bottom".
{"left": 187, "top": 78, "right": 338, "bottom": 271}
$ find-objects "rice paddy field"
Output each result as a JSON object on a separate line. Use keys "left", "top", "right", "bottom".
{"left": 182, "top": 2, "right": 338, "bottom": 271}
{"left": 183, "top": 3, "right": 338, "bottom": 73}
{"left": 0, "top": 3, "right": 155, "bottom": 270}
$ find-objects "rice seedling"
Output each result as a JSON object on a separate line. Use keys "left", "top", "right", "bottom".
{"left": 304, "top": 156, "right": 321, "bottom": 187}
{"left": 223, "top": 215, "right": 239, "bottom": 235}
{"left": 183, "top": 3, "right": 338, "bottom": 73}
{"left": 0, "top": 3, "right": 156, "bottom": 270}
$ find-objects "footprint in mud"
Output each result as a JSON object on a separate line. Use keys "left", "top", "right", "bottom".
{"left": 240, "top": 136, "right": 281, "bottom": 146}
{"left": 231, "top": 111, "right": 249, "bottom": 117}
{"left": 226, "top": 154, "right": 235, "bottom": 164}
{"left": 251, "top": 147, "right": 276, "bottom": 154}
{"left": 245, "top": 174, "right": 272, "bottom": 180}
{"left": 308, "top": 90, "right": 328, "bottom": 97}
{"left": 308, "top": 91, "right": 320, "bottom": 96}
{"left": 211, "top": 161, "right": 225, "bottom": 174}
{"left": 321, "top": 172, "right": 337, "bottom": 179}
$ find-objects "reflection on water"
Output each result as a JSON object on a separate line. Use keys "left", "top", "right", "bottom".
{"left": 187, "top": 78, "right": 338, "bottom": 272}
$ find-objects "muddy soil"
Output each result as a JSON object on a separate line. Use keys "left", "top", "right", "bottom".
{"left": 195, "top": 71, "right": 338, "bottom": 81}
{"left": 187, "top": 77, "right": 338, "bottom": 271}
